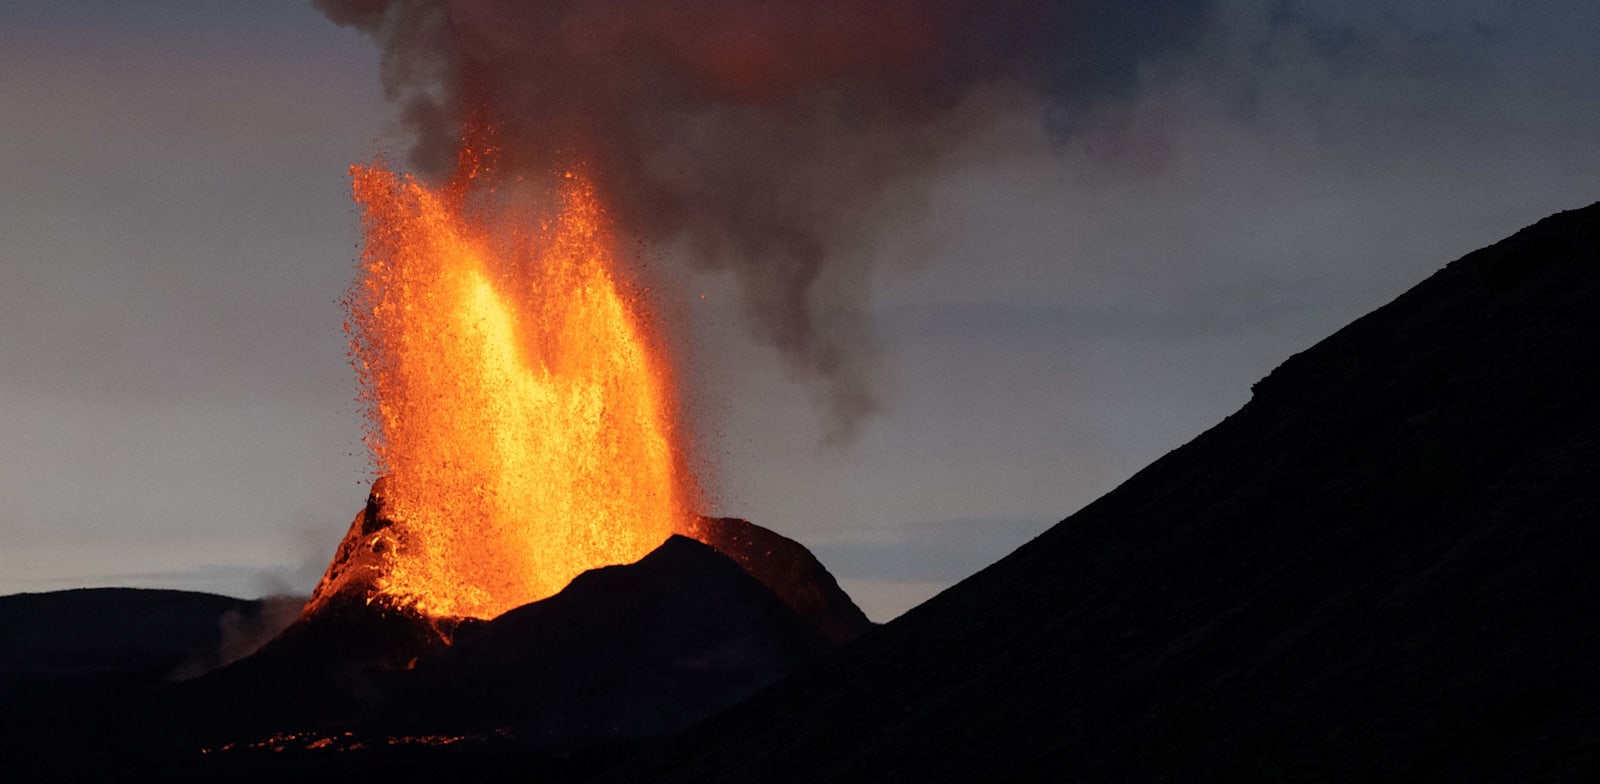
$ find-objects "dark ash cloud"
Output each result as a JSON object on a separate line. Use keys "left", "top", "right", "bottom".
{"left": 313, "top": 0, "right": 1217, "bottom": 441}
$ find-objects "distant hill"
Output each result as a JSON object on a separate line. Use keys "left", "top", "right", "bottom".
{"left": 0, "top": 588, "right": 301, "bottom": 777}
{"left": 0, "top": 588, "right": 251, "bottom": 680}
{"left": 607, "top": 203, "right": 1600, "bottom": 783}
{"left": 0, "top": 587, "right": 302, "bottom": 686}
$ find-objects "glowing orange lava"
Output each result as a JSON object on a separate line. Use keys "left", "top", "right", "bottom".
{"left": 333, "top": 147, "right": 693, "bottom": 620}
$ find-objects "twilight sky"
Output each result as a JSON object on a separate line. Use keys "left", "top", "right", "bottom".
{"left": 3, "top": 1, "right": 1597, "bottom": 620}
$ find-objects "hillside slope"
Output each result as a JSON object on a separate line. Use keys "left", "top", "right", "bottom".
{"left": 611, "top": 202, "right": 1600, "bottom": 783}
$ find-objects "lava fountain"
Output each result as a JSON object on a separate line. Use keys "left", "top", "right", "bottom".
{"left": 306, "top": 142, "right": 695, "bottom": 621}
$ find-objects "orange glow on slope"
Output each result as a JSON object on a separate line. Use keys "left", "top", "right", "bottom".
{"left": 335, "top": 149, "right": 692, "bottom": 620}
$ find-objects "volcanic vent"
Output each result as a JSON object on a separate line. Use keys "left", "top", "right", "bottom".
{"left": 293, "top": 135, "right": 867, "bottom": 634}
{"left": 303, "top": 142, "right": 695, "bottom": 624}
{"left": 163, "top": 133, "right": 871, "bottom": 762}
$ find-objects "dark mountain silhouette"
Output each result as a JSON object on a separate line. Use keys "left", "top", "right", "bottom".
{"left": 395, "top": 536, "right": 830, "bottom": 746}
{"left": 604, "top": 203, "right": 1600, "bottom": 783}
{"left": 142, "top": 479, "right": 872, "bottom": 752}
{"left": 158, "top": 588, "right": 462, "bottom": 747}
{"left": 0, "top": 588, "right": 259, "bottom": 682}
{"left": 300, "top": 478, "right": 871, "bottom": 646}
{"left": 171, "top": 480, "right": 866, "bottom": 746}
{"left": 1, "top": 528, "right": 855, "bottom": 780}
{"left": 106, "top": 535, "right": 832, "bottom": 782}
{"left": 690, "top": 516, "right": 876, "bottom": 645}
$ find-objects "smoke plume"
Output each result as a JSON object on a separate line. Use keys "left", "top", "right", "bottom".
{"left": 169, "top": 595, "right": 306, "bottom": 680}
{"left": 315, "top": 0, "right": 1216, "bottom": 440}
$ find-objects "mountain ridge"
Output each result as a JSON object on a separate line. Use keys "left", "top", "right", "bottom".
{"left": 604, "top": 200, "right": 1600, "bottom": 783}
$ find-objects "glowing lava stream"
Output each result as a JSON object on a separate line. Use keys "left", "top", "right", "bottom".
{"left": 327, "top": 151, "right": 694, "bottom": 620}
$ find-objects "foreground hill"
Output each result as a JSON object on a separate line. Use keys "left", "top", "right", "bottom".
{"left": 178, "top": 536, "right": 831, "bottom": 751}
{"left": 610, "top": 203, "right": 1600, "bottom": 783}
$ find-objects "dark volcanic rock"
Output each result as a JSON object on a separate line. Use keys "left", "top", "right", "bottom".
{"left": 690, "top": 516, "right": 875, "bottom": 645}
{"left": 6, "top": 534, "right": 843, "bottom": 781}
{"left": 304, "top": 478, "right": 873, "bottom": 647}
{"left": 149, "top": 504, "right": 865, "bottom": 763}
{"left": 606, "top": 204, "right": 1600, "bottom": 783}
{"left": 173, "top": 533, "right": 835, "bottom": 752}
{"left": 165, "top": 589, "right": 464, "bottom": 744}
{"left": 396, "top": 535, "right": 831, "bottom": 748}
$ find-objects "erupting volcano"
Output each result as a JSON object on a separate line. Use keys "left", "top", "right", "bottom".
{"left": 306, "top": 140, "right": 695, "bottom": 621}
{"left": 204, "top": 143, "right": 872, "bottom": 754}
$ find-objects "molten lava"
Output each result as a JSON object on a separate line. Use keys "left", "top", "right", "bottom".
{"left": 312, "top": 146, "right": 693, "bottom": 620}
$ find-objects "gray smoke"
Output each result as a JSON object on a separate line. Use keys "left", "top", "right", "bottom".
{"left": 314, "top": 0, "right": 1218, "bottom": 441}
{"left": 169, "top": 595, "right": 306, "bottom": 680}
